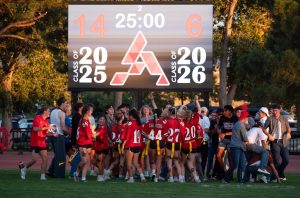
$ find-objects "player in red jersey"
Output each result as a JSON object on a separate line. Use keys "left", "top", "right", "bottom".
{"left": 143, "top": 109, "right": 165, "bottom": 182}
{"left": 105, "top": 112, "right": 126, "bottom": 179}
{"left": 192, "top": 96, "right": 206, "bottom": 178}
{"left": 92, "top": 116, "right": 109, "bottom": 182}
{"left": 163, "top": 106, "right": 185, "bottom": 183}
{"left": 74, "top": 104, "right": 94, "bottom": 182}
{"left": 180, "top": 108, "right": 204, "bottom": 183}
{"left": 121, "top": 109, "right": 146, "bottom": 183}
{"left": 18, "top": 106, "right": 56, "bottom": 180}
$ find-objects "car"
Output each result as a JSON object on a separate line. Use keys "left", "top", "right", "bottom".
{"left": 248, "top": 107, "right": 294, "bottom": 121}
{"left": 12, "top": 118, "right": 27, "bottom": 129}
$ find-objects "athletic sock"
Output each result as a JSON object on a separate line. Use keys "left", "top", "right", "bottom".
{"left": 151, "top": 169, "right": 156, "bottom": 176}
{"left": 140, "top": 173, "right": 145, "bottom": 180}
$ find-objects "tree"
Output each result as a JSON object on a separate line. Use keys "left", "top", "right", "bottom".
{"left": 266, "top": 0, "right": 300, "bottom": 129}
{"left": 216, "top": 0, "right": 238, "bottom": 107}
{"left": 0, "top": 0, "right": 67, "bottom": 130}
{"left": 214, "top": 0, "right": 273, "bottom": 106}
{"left": 12, "top": 49, "right": 69, "bottom": 112}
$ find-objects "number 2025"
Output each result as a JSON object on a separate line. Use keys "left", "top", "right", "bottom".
{"left": 78, "top": 47, "right": 107, "bottom": 83}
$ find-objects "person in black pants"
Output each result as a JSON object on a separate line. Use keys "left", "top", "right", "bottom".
{"left": 263, "top": 103, "right": 291, "bottom": 180}
{"left": 47, "top": 97, "right": 69, "bottom": 178}
{"left": 71, "top": 103, "right": 83, "bottom": 146}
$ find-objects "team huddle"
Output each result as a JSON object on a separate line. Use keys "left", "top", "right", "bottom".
{"left": 19, "top": 95, "right": 291, "bottom": 184}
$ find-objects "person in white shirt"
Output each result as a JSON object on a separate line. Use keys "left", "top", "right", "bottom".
{"left": 246, "top": 122, "right": 269, "bottom": 175}
{"left": 259, "top": 107, "right": 269, "bottom": 126}
{"left": 264, "top": 103, "right": 291, "bottom": 180}
{"left": 47, "top": 97, "right": 69, "bottom": 178}
{"left": 199, "top": 106, "right": 210, "bottom": 175}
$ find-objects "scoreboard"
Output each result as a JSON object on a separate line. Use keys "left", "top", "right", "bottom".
{"left": 68, "top": 2, "right": 213, "bottom": 91}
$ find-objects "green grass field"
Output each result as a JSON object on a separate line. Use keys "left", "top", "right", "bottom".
{"left": 0, "top": 170, "right": 300, "bottom": 198}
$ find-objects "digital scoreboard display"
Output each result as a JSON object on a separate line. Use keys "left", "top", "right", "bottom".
{"left": 68, "top": 3, "right": 213, "bottom": 91}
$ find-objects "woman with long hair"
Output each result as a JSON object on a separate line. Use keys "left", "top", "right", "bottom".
{"left": 106, "top": 112, "right": 126, "bottom": 179}
{"left": 93, "top": 116, "right": 109, "bottom": 182}
{"left": 140, "top": 105, "right": 153, "bottom": 177}
{"left": 180, "top": 109, "right": 203, "bottom": 183}
{"left": 121, "top": 109, "right": 146, "bottom": 183}
{"left": 143, "top": 109, "right": 165, "bottom": 182}
{"left": 74, "top": 104, "right": 94, "bottom": 182}
{"left": 163, "top": 106, "right": 185, "bottom": 183}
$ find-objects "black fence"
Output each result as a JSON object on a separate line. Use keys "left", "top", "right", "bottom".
{"left": 10, "top": 128, "right": 52, "bottom": 153}
{"left": 9, "top": 128, "right": 300, "bottom": 154}
{"left": 289, "top": 132, "right": 300, "bottom": 155}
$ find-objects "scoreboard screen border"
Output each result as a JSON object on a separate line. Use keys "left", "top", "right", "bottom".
{"left": 68, "top": 1, "right": 213, "bottom": 5}
{"left": 68, "top": 1, "right": 213, "bottom": 92}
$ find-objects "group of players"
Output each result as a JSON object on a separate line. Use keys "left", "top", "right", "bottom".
{"left": 74, "top": 96, "right": 204, "bottom": 183}
{"left": 19, "top": 94, "right": 288, "bottom": 184}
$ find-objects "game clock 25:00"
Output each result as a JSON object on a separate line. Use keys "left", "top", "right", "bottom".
{"left": 68, "top": 4, "right": 213, "bottom": 91}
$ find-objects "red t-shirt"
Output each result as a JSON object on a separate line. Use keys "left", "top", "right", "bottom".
{"left": 192, "top": 112, "right": 201, "bottom": 124}
{"left": 143, "top": 119, "right": 164, "bottom": 141}
{"left": 121, "top": 120, "right": 142, "bottom": 148}
{"left": 181, "top": 119, "right": 203, "bottom": 149}
{"left": 163, "top": 118, "right": 185, "bottom": 143}
{"left": 30, "top": 115, "right": 49, "bottom": 148}
{"left": 77, "top": 118, "right": 93, "bottom": 146}
{"left": 95, "top": 126, "right": 109, "bottom": 151}
{"left": 111, "top": 123, "right": 126, "bottom": 147}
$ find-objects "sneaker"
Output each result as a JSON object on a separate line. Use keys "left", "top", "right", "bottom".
{"left": 249, "top": 178, "right": 255, "bottom": 183}
{"left": 271, "top": 179, "right": 278, "bottom": 183}
{"left": 127, "top": 178, "right": 134, "bottom": 183}
{"left": 18, "top": 162, "right": 26, "bottom": 180}
{"left": 97, "top": 175, "right": 105, "bottom": 182}
{"left": 222, "top": 179, "right": 229, "bottom": 184}
{"left": 73, "top": 172, "right": 79, "bottom": 182}
{"left": 158, "top": 176, "right": 165, "bottom": 181}
{"left": 173, "top": 176, "right": 179, "bottom": 182}
{"left": 168, "top": 177, "right": 174, "bottom": 183}
{"left": 257, "top": 168, "right": 270, "bottom": 175}
{"left": 20, "top": 168, "right": 26, "bottom": 180}
{"left": 125, "top": 172, "right": 129, "bottom": 180}
{"left": 141, "top": 177, "right": 146, "bottom": 182}
{"left": 280, "top": 177, "right": 287, "bottom": 181}
{"left": 144, "top": 171, "right": 149, "bottom": 177}
{"left": 40, "top": 176, "right": 47, "bottom": 181}
{"left": 154, "top": 178, "right": 158, "bottom": 183}
{"left": 81, "top": 179, "right": 88, "bottom": 183}
{"left": 104, "top": 169, "right": 111, "bottom": 180}
{"left": 194, "top": 176, "right": 201, "bottom": 183}
{"left": 260, "top": 176, "right": 268, "bottom": 184}
{"left": 179, "top": 177, "right": 185, "bottom": 183}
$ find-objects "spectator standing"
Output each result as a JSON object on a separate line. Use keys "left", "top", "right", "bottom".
{"left": 47, "top": 97, "right": 69, "bottom": 178}
{"left": 71, "top": 103, "right": 83, "bottom": 146}
{"left": 264, "top": 103, "right": 291, "bottom": 180}
{"left": 199, "top": 106, "right": 210, "bottom": 176}
{"left": 217, "top": 105, "right": 238, "bottom": 173}
{"left": 223, "top": 110, "right": 249, "bottom": 183}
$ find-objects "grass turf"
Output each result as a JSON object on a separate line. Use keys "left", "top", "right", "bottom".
{"left": 0, "top": 170, "right": 300, "bottom": 198}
